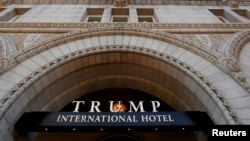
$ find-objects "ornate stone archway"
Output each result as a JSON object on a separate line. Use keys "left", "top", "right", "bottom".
{"left": 218, "top": 30, "right": 250, "bottom": 90}
{"left": 0, "top": 27, "right": 249, "bottom": 141}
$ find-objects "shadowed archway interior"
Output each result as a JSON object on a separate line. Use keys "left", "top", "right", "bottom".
{"left": 37, "top": 87, "right": 179, "bottom": 141}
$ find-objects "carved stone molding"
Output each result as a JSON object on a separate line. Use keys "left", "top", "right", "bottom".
{"left": 0, "top": 33, "right": 17, "bottom": 73}
{"left": 0, "top": 0, "right": 10, "bottom": 6}
{"left": 218, "top": 30, "right": 250, "bottom": 69}
{"left": 221, "top": 0, "right": 239, "bottom": 8}
{"left": 0, "top": 45, "right": 237, "bottom": 124}
{"left": 231, "top": 1, "right": 239, "bottom": 8}
{"left": 0, "top": 27, "right": 243, "bottom": 124}
{"left": 23, "top": 34, "right": 41, "bottom": 48}
{"left": 219, "top": 57, "right": 241, "bottom": 72}
{"left": 0, "top": 33, "right": 17, "bottom": 56}
{"left": 0, "top": 39, "right": 3, "bottom": 56}
{"left": 218, "top": 30, "right": 250, "bottom": 92}
{"left": 113, "top": 0, "right": 128, "bottom": 7}
{"left": 196, "top": 35, "right": 213, "bottom": 48}
{"left": 8, "top": 0, "right": 250, "bottom": 6}
{"left": 0, "top": 27, "right": 219, "bottom": 75}
{"left": 0, "top": 23, "right": 250, "bottom": 33}
{"left": 0, "top": 56, "right": 15, "bottom": 74}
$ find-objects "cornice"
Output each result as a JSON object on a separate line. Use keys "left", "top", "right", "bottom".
{"left": 6, "top": 0, "right": 250, "bottom": 6}
{"left": 0, "top": 23, "right": 250, "bottom": 33}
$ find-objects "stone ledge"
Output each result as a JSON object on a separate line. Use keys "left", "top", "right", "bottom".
{"left": 0, "top": 23, "right": 250, "bottom": 33}
{"left": 8, "top": 0, "right": 250, "bottom": 6}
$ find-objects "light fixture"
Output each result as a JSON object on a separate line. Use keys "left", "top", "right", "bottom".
{"left": 112, "top": 102, "right": 127, "bottom": 112}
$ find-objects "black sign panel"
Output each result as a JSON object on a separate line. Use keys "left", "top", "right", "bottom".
{"left": 15, "top": 112, "right": 213, "bottom": 133}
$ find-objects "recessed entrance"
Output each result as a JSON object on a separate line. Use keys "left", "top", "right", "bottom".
{"left": 17, "top": 88, "right": 212, "bottom": 141}
{"left": 13, "top": 50, "right": 213, "bottom": 141}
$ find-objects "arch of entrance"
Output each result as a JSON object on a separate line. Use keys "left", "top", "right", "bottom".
{"left": 0, "top": 27, "right": 250, "bottom": 140}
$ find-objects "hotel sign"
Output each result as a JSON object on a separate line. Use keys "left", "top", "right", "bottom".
{"left": 15, "top": 100, "right": 213, "bottom": 132}
{"left": 51, "top": 112, "right": 186, "bottom": 126}
{"left": 15, "top": 111, "right": 213, "bottom": 132}
{"left": 71, "top": 100, "right": 162, "bottom": 112}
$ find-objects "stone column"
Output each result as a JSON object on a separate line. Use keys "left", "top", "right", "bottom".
{"left": 129, "top": 8, "right": 138, "bottom": 23}
{"left": 101, "top": 8, "right": 111, "bottom": 23}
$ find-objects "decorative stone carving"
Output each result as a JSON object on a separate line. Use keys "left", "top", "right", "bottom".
{"left": 234, "top": 69, "right": 250, "bottom": 92}
{"left": 24, "top": 34, "right": 41, "bottom": 48}
{"left": 225, "top": 58, "right": 240, "bottom": 72}
{"left": 0, "top": 0, "right": 10, "bottom": 6}
{"left": 0, "top": 56, "right": 15, "bottom": 74}
{"left": 0, "top": 39, "right": 4, "bottom": 56}
{"left": 217, "top": 30, "right": 250, "bottom": 93}
{"left": 7, "top": 0, "right": 250, "bottom": 6}
{"left": 6, "top": 27, "right": 218, "bottom": 67}
{"left": 231, "top": 0, "right": 239, "bottom": 8}
{"left": 232, "top": 72, "right": 248, "bottom": 84}
{"left": 221, "top": 0, "right": 239, "bottom": 8}
{"left": 217, "top": 57, "right": 250, "bottom": 92}
{"left": 0, "top": 23, "right": 250, "bottom": 33}
{"left": 5, "top": 45, "right": 237, "bottom": 123}
{"left": 0, "top": 28, "right": 239, "bottom": 125}
{"left": 113, "top": 0, "right": 128, "bottom": 8}
{"left": 0, "top": 33, "right": 18, "bottom": 56}
{"left": 196, "top": 35, "right": 212, "bottom": 48}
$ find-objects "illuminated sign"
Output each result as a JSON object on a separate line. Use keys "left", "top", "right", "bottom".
{"left": 15, "top": 112, "right": 213, "bottom": 133}
{"left": 54, "top": 112, "right": 176, "bottom": 125}
{"left": 72, "top": 100, "right": 161, "bottom": 112}
{"left": 15, "top": 100, "right": 214, "bottom": 133}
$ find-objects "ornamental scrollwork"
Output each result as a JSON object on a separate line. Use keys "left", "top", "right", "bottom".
{"left": 221, "top": 0, "right": 239, "bottom": 8}
{"left": 218, "top": 56, "right": 248, "bottom": 87}
{"left": 0, "top": 0, "right": 10, "bottom": 6}
{"left": 113, "top": 0, "right": 128, "bottom": 8}
{"left": 224, "top": 57, "right": 241, "bottom": 72}
{"left": 8, "top": 0, "right": 250, "bottom": 6}
{"left": 218, "top": 30, "right": 250, "bottom": 93}
{"left": 0, "top": 56, "right": 15, "bottom": 74}
{"left": 0, "top": 45, "right": 236, "bottom": 123}
{"left": 232, "top": 72, "right": 250, "bottom": 91}
{"left": 3, "top": 27, "right": 218, "bottom": 73}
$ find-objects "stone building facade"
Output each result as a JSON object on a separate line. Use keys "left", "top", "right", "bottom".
{"left": 0, "top": 0, "right": 250, "bottom": 141}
